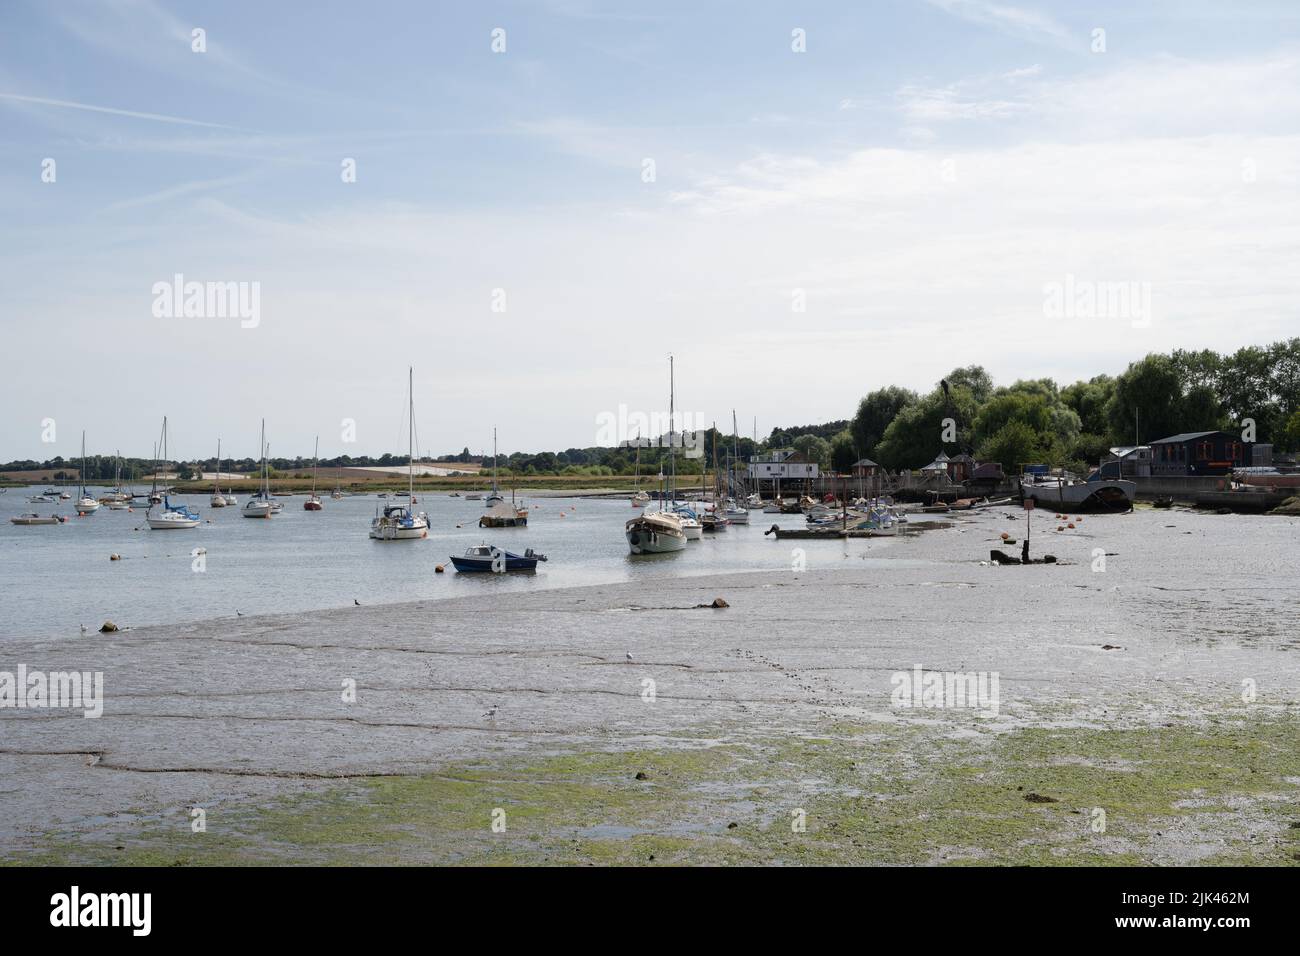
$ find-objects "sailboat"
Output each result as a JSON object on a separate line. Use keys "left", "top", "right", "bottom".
{"left": 242, "top": 421, "right": 274, "bottom": 518}
{"left": 626, "top": 358, "right": 687, "bottom": 554}
{"left": 630, "top": 431, "right": 650, "bottom": 507}
{"left": 724, "top": 411, "right": 749, "bottom": 524}
{"left": 304, "top": 436, "right": 323, "bottom": 510}
{"left": 147, "top": 419, "right": 201, "bottom": 529}
{"left": 485, "top": 429, "right": 504, "bottom": 507}
{"left": 73, "top": 433, "right": 100, "bottom": 514}
{"left": 330, "top": 472, "right": 344, "bottom": 501}
{"left": 370, "top": 367, "right": 430, "bottom": 540}
{"left": 210, "top": 439, "right": 228, "bottom": 507}
{"left": 100, "top": 451, "right": 130, "bottom": 506}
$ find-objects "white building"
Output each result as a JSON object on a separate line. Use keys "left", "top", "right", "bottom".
{"left": 747, "top": 450, "right": 819, "bottom": 482}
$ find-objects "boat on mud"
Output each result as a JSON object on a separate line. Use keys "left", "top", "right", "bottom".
{"left": 1021, "top": 474, "right": 1135, "bottom": 513}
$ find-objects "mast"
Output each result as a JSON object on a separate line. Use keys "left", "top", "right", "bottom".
{"left": 732, "top": 410, "right": 741, "bottom": 501}
{"left": 408, "top": 367, "right": 414, "bottom": 501}
{"left": 80, "top": 431, "right": 86, "bottom": 497}
{"left": 668, "top": 355, "right": 676, "bottom": 510}
{"left": 312, "top": 435, "right": 319, "bottom": 496}
{"left": 492, "top": 427, "right": 498, "bottom": 495}
{"left": 215, "top": 438, "right": 221, "bottom": 496}
{"left": 260, "top": 419, "right": 267, "bottom": 497}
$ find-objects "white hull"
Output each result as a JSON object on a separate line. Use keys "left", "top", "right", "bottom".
{"left": 223, "top": 494, "right": 238, "bottom": 505}
{"left": 1022, "top": 478, "right": 1136, "bottom": 512}
{"left": 148, "top": 515, "right": 200, "bottom": 529}
{"left": 242, "top": 500, "right": 273, "bottom": 518}
{"left": 626, "top": 512, "right": 688, "bottom": 553}
{"left": 210, "top": 495, "right": 227, "bottom": 507}
{"left": 724, "top": 509, "right": 749, "bottom": 524}
{"left": 75, "top": 497, "right": 100, "bottom": 513}
{"left": 626, "top": 527, "right": 687, "bottom": 553}
{"left": 369, "top": 517, "right": 429, "bottom": 540}
{"left": 107, "top": 500, "right": 130, "bottom": 510}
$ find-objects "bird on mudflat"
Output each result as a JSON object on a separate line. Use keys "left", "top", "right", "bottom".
{"left": 354, "top": 599, "right": 361, "bottom": 606}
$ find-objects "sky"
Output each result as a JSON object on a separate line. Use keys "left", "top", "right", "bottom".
{"left": 2, "top": 0, "right": 1298, "bottom": 461}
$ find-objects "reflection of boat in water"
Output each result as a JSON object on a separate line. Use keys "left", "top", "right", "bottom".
{"left": 1021, "top": 474, "right": 1135, "bottom": 513}
{"left": 450, "top": 545, "right": 546, "bottom": 572}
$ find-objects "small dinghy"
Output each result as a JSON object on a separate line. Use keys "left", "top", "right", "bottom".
{"left": 450, "top": 545, "right": 547, "bottom": 572}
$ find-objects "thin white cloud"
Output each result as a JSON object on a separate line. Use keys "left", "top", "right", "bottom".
{"left": 923, "top": 0, "right": 1072, "bottom": 45}
{"left": 0, "top": 92, "right": 243, "bottom": 129}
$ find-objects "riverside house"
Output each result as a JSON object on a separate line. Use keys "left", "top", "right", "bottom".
{"left": 1148, "top": 431, "right": 1252, "bottom": 477}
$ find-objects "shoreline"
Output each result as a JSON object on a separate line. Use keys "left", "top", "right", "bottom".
{"left": 3, "top": 563, "right": 1297, "bottom": 865}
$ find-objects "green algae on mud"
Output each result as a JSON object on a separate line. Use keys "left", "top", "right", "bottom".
{"left": 6, "top": 711, "right": 1298, "bottom": 866}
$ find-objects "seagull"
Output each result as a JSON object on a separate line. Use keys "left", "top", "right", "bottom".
{"left": 482, "top": 705, "right": 498, "bottom": 718}
{"left": 235, "top": 610, "right": 244, "bottom": 617}
{"left": 354, "top": 599, "right": 361, "bottom": 606}
{"left": 80, "top": 624, "right": 88, "bottom": 636}
{"left": 626, "top": 652, "right": 633, "bottom": 661}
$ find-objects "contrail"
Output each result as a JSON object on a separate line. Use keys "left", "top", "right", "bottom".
{"left": 0, "top": 92, "right": 245, "bottom": 129}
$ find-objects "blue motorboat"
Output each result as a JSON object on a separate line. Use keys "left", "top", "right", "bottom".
{"left": 449, "top": 545, "right": 547, "bottom": 572}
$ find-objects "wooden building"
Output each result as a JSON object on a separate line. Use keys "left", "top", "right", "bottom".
{"left": 1148, "top": 431, "right": 1251, "bottom": 477}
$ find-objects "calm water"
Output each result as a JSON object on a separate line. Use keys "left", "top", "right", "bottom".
{"left": 0, "top": 487, "right": 913, "bottom": 639}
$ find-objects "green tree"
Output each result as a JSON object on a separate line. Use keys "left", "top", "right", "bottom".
{"left": 1060, "top": 375, "right": 1115, "bottom": 437}
{"left": 849, "top": 386, "right": 918, "bottom": 461}
{"left": 976, "top": 421, "right": 1047, "bottom": 471}
{"left": 971, "top": 392, "right": 1052, "bottom": 449}
{"left": 875, "top": 385, "right": 978, "bottom": 470}
{"left": 1106, "top": 353, "right": 1224, "bottom": 444}
{"left": 792, "top": 434, "right": 831, "bottom": 469}
{"left": 944, "top": 366, "right": 994, "bottom": 404}
{"left": 829, "top": 431, "right": 857, "bottom": 473}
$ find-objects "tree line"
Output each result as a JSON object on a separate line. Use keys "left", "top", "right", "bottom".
{"left": 5, "top": 341, "right": 1295, "bottom": 479}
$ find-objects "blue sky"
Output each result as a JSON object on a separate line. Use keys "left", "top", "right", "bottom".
{"left": 2, "top": 0, "right": 1298, "bottom": 461}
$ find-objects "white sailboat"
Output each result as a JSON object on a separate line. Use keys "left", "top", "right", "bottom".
{"left": 370, "top": 367, "right": 430, "bottom": 540}
{"left": 242, "top": 422, "right": 274, "bottom": 518}
{"left": 485, "top": 428, "right": 504, "bottom": 507}
{"left": 210, "top": 438, "right": 227, "bottom": 507}
{"left": 147, "top": 418, "right": 200, "bottom": 529}
{"left": 630, "top": 431, "right": 650, "bottom": 506}
{"left": 74, "top": 432, "right": 100, "bottom": 514}
{"left": 724, "top": 412, "right": 749, "bottom": 523}
{"left": 304, "top": 436, "right": 323, "bottom": 510}
{"left": 626, "top": 358, "right": 687, "bottom": 554}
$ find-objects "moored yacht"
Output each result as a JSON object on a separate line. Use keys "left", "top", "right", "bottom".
{"left": 369, "top": 368, "right": 429, "bottom": 541}
{"left": 243, "top": 421, "right": 275, "bottom": 518}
